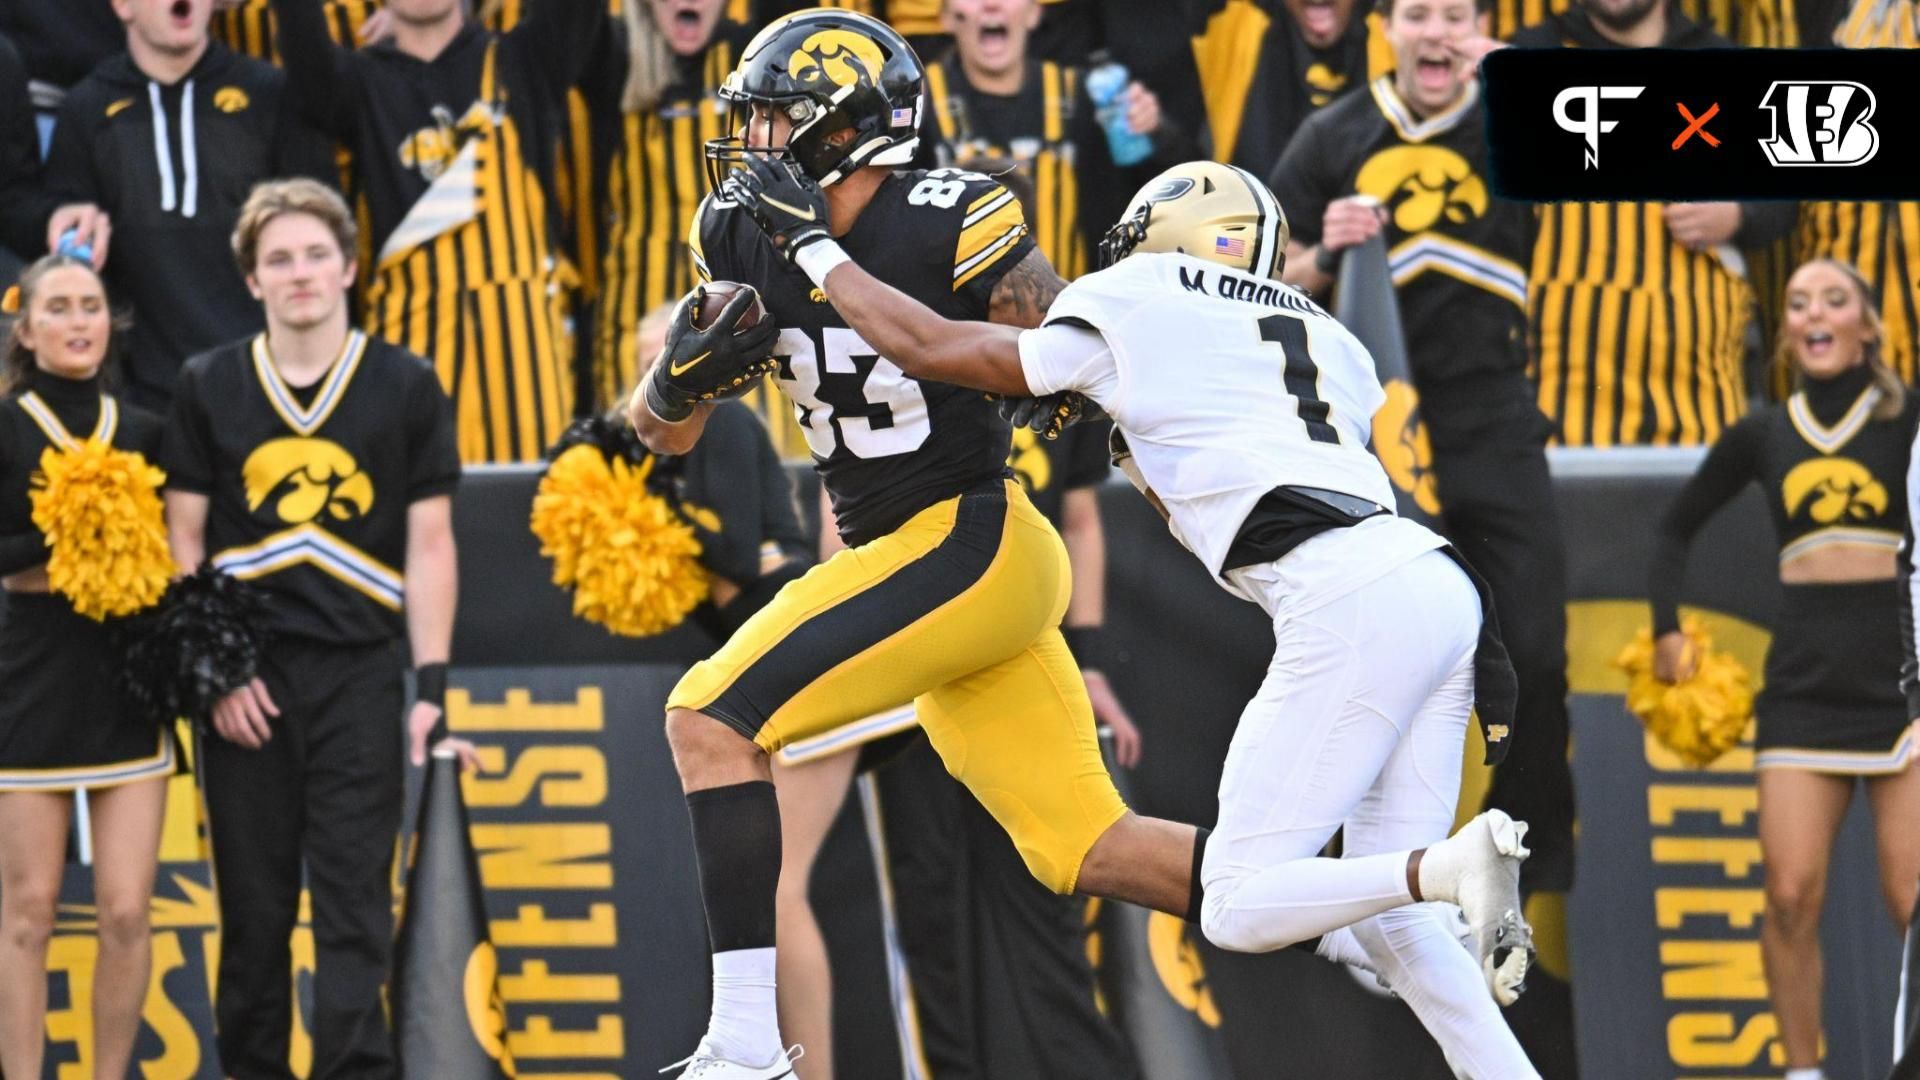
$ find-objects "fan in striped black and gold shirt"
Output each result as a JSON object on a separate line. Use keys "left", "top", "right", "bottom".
{"left": 271, "top": 0, "right": 608, "bottom": 463}
{"left": 211, "top": 0, "right": 382, "bottom": 61}
{"left": 753, "top": 0, "right": 953, "bottom": 57}
{"left": 1513, "top": 0, "right": 1796, "bottom": 447}
{"left": 1787, "top": 0, "right": 1920, "bottom": 395}
{"left": 574, "top": 1, "right": 749, "bottom": 411}
{"left": 924, "top": 0, "right": 1180, "bottom": 282}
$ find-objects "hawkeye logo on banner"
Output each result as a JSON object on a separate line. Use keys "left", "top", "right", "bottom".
{"left": 1483, "top": 49, "right": 1917, "bottom": 200}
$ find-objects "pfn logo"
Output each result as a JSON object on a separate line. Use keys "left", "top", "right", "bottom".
{"left": 1553, "top": 86, "right": 1645, "bottom": 170}
{"left": 1758, "top": 81, "right": 1879, "bottom": 167}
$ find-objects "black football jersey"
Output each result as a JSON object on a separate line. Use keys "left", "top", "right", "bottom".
{"left": 692, "top": 168, "right": 1034, "bottom": 545}
{"left": 1271, "top": 78, "right": 1531, "bottom": 399}
{"left": 162, "top": 332, "right": 461, "bottom": 645}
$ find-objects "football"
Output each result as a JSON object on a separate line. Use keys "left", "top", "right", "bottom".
{"left": 691, "top": 281, "right": 767, "bottom": 333}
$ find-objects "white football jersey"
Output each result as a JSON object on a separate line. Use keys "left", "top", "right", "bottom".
{"left": 1019, "top": 251, "right": 1443, "bottom": 602}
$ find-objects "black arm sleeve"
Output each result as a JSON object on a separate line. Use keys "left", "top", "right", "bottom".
{"left": 0, "top": 35, "right": 51, "bottom": 257}
{"left": 41, "top": 84, "right": 101, "bottom": 206}
{"left": 1736, "top": 201, "right": 1798, "bottom": 248}
{"left": 1267, "top": 114, "right": 1336, "bottom": 249}
{"left": 684, "top": 403, "right": 781, "bottom": 585}
{"left": 0, "top": 532, "right": 45, "bottom": 576}
{"left": 159, "top": 364, "right": 217, "bottom": 495}
{"left": 406, "top": 363, "right": 462, "bottom": 502}
{"left": 513, "top": 0, "right": 610, "bottom": 98}
{"left": 268, "top": 0, "right": 361, "bottom": 137}
{"left": 1648, "top": 415, "right": 1764, "bottom": 635}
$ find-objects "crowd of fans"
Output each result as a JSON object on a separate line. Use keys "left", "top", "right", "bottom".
{"left": 0, "top": 0, "right": 1916, "bottom": 1078}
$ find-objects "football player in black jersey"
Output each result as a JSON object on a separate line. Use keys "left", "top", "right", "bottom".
{"left": 627, "top": 10, "right": 1207, "bottom": 1077}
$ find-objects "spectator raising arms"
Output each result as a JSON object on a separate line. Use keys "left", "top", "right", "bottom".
{"left": 270, "top": 0, "right": 608, "bottom": 463}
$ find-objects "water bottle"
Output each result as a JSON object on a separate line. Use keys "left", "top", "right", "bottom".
{"left": 1086, "top": 52, "right": 1153, "bottom": 167}
{"left": 56, "top": 226, "right": 93, "bottom": 264}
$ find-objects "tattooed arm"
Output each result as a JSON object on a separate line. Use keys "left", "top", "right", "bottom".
{"left": 987, "top": 248, "right": 1069, "bottom": 329}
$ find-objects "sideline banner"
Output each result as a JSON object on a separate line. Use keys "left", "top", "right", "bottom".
{"left": 20, "top": 458, "right": 1903, "bottom": 1077}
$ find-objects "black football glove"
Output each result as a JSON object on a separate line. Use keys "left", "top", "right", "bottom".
{"left": 644, "top": 284, "right": 781, "bottom": 422}
{"left": 721, "top": 156, "right": 832, "bottom": 263}
{"left": 999, "top": 391, "right": 1091, "bottom": 441}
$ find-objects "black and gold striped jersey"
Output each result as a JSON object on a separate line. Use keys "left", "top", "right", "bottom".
{"left": 161, "top": 332, "right": 460, "bottom": 645}
{"left": 1271, "top": 77, "right": 1530, "bottom": 435}
{"left": 1193, "top": 0, "right": 1379, "bottom": 173}
{"left": 211, "top": 0, "right": 380, "bottom": 61}
{"left": 272, "top": 1, "right": 606, "bottom": 463}
{"left": 1511, "top": 8, "right": 1791, "bottom": 447}
{"left": 580, "top": 20, "right": 749, "bottom": 409}
{"left": 925, "top": 58, "right": 1126, "bottom": 282}
{"left": 691, "top": 169, "right": 1033, "bottom": 545}
{"left": 1492, "top": 0, "right": 1798, "bottom": 42}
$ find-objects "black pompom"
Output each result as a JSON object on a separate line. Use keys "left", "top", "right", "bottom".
{"left": 118, "top": 566, "right": 272, "bottom": 730}
{"left": 546, "top": 413, "right": 652, "bottom": 466}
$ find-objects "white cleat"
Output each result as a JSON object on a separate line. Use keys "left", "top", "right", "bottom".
{"left": 660, "top": 1045, "right": 804, "bottom": 1079}
{"left": 1427, "top": 810, "right": 1535, "bottom": 1006}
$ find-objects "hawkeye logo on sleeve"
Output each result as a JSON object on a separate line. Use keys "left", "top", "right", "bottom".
{"left": 1782, "top": 457, "right": 1887, "bottom": 524}
{"left": 243, "top": 437, "right": 375, "bottom": 525}
{"left": 1355, "top": 145, "right": 1489, "bottom": 232}
{"left": 790, "top": 30, "right": 886, "bottom": 91}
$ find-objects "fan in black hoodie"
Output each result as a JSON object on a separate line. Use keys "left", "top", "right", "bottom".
{"left": 42, "top": 0, "right": 333, "bottom": 412}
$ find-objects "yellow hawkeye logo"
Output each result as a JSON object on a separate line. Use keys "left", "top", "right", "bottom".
{"left": 669, "top": 351, "right": 713, "bottom": 377}
{"left": 1783, "top": 457, "right": 1887, "bottom": 524}
{"left": 213, "top": 86, "right": 250, "bottom": 113}
{"left": 243, "top": 437, "right": 375, "bottom": 524}
{"left": 789, "top": 29, "right": 885, "bottom": 91}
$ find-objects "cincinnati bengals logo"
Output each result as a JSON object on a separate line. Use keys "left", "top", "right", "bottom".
{"left": 243, "top": 437, "right": 375, "bottom": 524}
{"left": 1007, "top": 427, "right": 1052, "bottom": 494}
{"left": 1305, "top": 63, "right": 1350, "bottom": 107}
{"left": 1782, "top": 457, "right": 1887, "bottom": 523}
{"left": 397, "top": 101, "right": 498, "bottom": 182}
{"left": 464, "top": 943, "right": 515, "bottom": 1070}
{"left": 788, "top": 29, "right": 886, "bottom": 92}
{"left": 213, "top": 87, "right": 250, "bottom": 113}
{"left": 1148, "top": 911, "right": 1222, "bottom": 1027}
{"left": 1371, "top": 380, "right": 1442, "bottom": 515}
{"left": 1355, "top": 145, "right": 1489, "bottom": 234}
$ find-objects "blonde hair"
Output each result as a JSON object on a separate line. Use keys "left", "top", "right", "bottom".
{"left": 231, "top": 178, "right": 359, "bottom": 277}
{"left": 622, "top": 0, "right": 679, "bottom": 113}
{"left": 1777, "top": 257, "right": 1905, "bottom": 421}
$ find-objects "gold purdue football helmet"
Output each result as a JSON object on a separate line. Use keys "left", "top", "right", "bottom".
{"left": 1097, "top": 161, "right": 1290, "bottom": 279}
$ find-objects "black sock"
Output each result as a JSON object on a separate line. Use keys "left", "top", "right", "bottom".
{"left": 1185, "top": 825, "right": 1211, "bottom": 923}
{"left": 685, "top": 780, "right": 782, "bottom": 953}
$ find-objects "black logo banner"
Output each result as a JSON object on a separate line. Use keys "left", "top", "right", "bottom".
{"left": 1483, "top": 48, "right": 1920, "bottom": 201}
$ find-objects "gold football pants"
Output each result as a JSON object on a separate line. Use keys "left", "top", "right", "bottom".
{"left": 667, "top": 478, "right": 1127, "bottom": 893}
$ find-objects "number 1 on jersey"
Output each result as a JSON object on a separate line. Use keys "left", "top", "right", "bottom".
{"left": 1258, "top": 314, "right": 1340, "bottom": 444}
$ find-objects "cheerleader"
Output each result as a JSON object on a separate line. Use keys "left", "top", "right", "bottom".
{"left": 1650, "top": 259, "right": 1920, "bottom": 1080}
{"left": 0, "top": 254, "right": 172, "bottom": 1080}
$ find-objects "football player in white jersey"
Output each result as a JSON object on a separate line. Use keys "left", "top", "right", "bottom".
{"left": 722, "top": 156, "right": 1542, "bottom": 1078}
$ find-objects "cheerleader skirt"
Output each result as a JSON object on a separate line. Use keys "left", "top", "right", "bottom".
{"left": 1756, "top": 581, "right": 1917, "bottom": 773}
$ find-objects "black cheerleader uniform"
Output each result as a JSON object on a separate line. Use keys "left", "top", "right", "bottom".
{"left": 1651, "top": 362, "right": 1920, "bottom": 772}
{"left": 0, "top": 371, "right": 174, "bottom": 790}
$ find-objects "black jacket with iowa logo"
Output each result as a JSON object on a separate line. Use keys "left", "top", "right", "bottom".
{"left": 1271, "top": 77, "right": 1531, "bottom": 440}
{"left": 43, "top": 43, "right": 333, "bottom": 410}
{"left": 692, "top": 169, "right": 1033, "bottom": 546}
{"left": 162, "top": 333, "right": 461, "bottom": 645}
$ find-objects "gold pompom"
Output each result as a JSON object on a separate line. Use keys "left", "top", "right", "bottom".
{"left": 1614, "top": 617, "right": 1755, "bottom": 768}
{"left": 530, "top": 444, "right": 710, "bottom": 637}
{"left": 29, "top": 441, "right": 174, "bottom": 621}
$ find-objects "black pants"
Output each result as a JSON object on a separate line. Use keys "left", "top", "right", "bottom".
{"left": 1430, "top": 411, "right": 1577, "bottom": 893}
{"left": 202, "top": 638, "right": 405, "bottom": 1080}
{"left": 873, "top": 736, "right": 1139, "bottom": 1080}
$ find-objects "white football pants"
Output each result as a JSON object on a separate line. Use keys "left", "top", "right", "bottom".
{"left": 1201, "top": 548, "right": 1538, "bottom": 1080}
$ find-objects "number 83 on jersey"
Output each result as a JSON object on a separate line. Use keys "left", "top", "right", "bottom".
{"left": 772, "top": 327, "right": 932, "bottom": 460}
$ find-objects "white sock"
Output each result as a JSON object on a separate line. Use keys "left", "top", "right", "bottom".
{"left": 700, "top": 947, "right": 782, "bottom": 1066}
{"left": 1782, "top": 1068, "right": 1825, "bottom": 1080}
